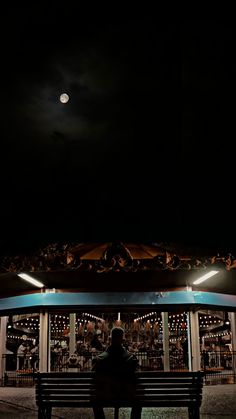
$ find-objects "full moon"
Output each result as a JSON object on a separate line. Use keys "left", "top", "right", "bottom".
{"left": 60, "top": 93, "right": 69, "bottom": 104}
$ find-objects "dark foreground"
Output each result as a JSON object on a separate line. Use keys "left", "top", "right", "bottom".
{"left": 0, "top": 384, "right": 236, "bottom": 418}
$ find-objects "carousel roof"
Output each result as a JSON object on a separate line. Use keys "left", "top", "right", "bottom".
{"left": 0, "top": 241, "right": 236, "bottom": 299}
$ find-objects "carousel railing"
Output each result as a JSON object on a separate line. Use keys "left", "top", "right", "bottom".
{"left": 1, "top": 350, "right": 236, "bottom": 386}
{"left": 1, "top": 353, "right": 38, "bottom": 386}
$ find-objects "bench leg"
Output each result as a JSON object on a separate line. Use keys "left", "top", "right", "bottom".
{"left": 114, "top": 407, "right": 119, "bottom": 419}
{"left": 38, "top": 406, "right": 52, "bottom": 419}
{"left": 188, "top": 406, "right": 200, "bottom": 419}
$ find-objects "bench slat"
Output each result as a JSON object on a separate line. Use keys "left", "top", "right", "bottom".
{"left": 36, "top": 371, "right": 203, "bottom": 419}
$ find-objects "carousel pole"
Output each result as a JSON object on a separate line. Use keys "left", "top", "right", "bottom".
{"left": 188, "top": 310, "right": 201, "bottom": 371}
{"left": 69, "top": 313, "right": 76, "bottom": 356}
{"left": 0, "top": 316, "right": 8, "bottom": 384}
{"left": 229, "top": 312, "right": 236, "bottom": 374}
{"left": 161, "top": 311, "right": 170, "bottom": 371}
{"left": 39, "top": 309, "right": 50, "bottom": 372}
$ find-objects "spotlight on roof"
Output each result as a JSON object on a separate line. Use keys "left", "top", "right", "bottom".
{"left": 18, "top": 273, "right": 44, "bottom": 288}
{"left": 193, "top": 270, "right": 219, "bottom": 285}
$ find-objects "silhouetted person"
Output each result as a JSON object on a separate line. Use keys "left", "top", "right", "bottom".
{"left": 92, "top": 327, "right": 142, "bottom": 419}
{"left": 202, "top": 350, "right": 209, "bottom": 371}
{"left": 182, "top": 338, "right": 188, "bottom": 368}
{"left": 91, "top": 333, "right": 104, "bottom": 351}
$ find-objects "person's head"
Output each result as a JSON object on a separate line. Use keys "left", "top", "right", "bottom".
{"left": 111, "top": 327, "right": 124, "bottom": 347}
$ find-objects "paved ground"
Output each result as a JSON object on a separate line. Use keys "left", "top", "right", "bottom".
{"left": 0, "top": 384, "right": 236, "bottom": 418}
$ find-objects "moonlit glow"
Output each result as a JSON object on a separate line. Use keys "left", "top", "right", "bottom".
{"left": 18, "top": 273, "right": 44, "bottom": 288}
{"left": 60, "top": 93, "right": 69, "bottom": 103}
{"left": 193, "top": 270, "right": 219, "bottom": 285}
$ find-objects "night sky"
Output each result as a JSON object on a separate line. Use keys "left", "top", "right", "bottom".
{"left": 1, "top": 9, "right": 235, "bottom": 254}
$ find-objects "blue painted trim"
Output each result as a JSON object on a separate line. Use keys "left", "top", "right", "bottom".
{"left": 1, "top": 291, "right": 236, "bottom": 313}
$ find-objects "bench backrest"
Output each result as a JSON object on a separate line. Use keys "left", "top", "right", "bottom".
{"left": 36, "top": 371, "right": 204, "bottom": 408}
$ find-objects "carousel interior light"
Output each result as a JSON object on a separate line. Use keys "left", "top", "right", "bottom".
{"left": 193, "top": 270, "right": 219, "bottom": 285}
{"left": 18, "top": 273, "right": 44, "bottom": 288}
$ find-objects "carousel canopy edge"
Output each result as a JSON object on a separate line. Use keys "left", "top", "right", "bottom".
{"left": 1, "top": 291, "right": 236, "bottom": 314}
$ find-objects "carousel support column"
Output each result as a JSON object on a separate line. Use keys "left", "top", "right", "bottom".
{"left": 229, "top": 312, "right": 236, "bottom": 374}
{"left": 0, "top": 316, "right": 8, "bottom": 383}
{"left": 188, "top": 310, "right": 201, "bottom": 371}
{"left": 39, "top": 309, "right": 50, "bottom": 372}
{"left": 69, "top": 313, "right": 76, "bottom": 356}
{"left": 161, "top": 312, "right": 170, "bottom": 371}
{"left": 201, "top": 336, "right": 205, "bottom": 351}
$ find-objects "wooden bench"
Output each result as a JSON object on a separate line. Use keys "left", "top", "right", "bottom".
{"left": 35, "top": 370, "right": 204, "bottom": 419}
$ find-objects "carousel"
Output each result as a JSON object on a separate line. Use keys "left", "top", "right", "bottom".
{"left": 0, "top": 241, "right": 236, "bottom": 385}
